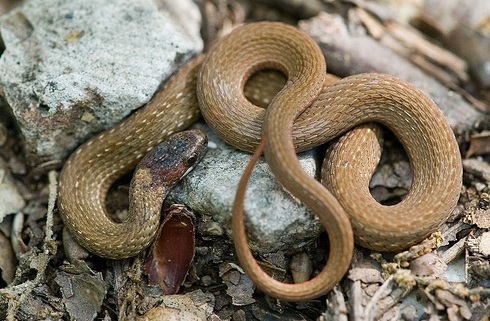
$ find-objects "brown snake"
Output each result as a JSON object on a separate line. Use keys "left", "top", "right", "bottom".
{"left": 58, "top": 22, "right": 462, "bottom": 301}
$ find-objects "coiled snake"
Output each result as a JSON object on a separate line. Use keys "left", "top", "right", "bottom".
{"left": 58, "top": 22, "right": 462, "bottom": 301}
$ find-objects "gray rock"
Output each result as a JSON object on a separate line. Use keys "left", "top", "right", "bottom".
{"left": 168, "top": 123, "right": 324, "bottom": 254}
{"left": 0, "top": 0, "right": 202, "bottom": 164}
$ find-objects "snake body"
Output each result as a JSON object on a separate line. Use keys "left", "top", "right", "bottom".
{"left": 58, "top": 22, "right": 462, "bottom": 299}
{"left": 58, "top": 59, "right": 204, "bottom": 259}
{"left": 209, "top": 23, "right": 462, "bottom": 301}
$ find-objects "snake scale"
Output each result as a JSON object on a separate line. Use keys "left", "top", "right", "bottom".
{"left": 58, "top": 22, "right": 462, "bottom": 301}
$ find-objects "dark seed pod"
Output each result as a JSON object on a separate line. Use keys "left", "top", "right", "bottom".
{"left": 145, "top": 204, "right": 196, "bottom": 294}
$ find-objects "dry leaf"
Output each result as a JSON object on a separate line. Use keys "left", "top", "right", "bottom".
{"left": 145, "top": 204, "right": 195, "bottom": 295}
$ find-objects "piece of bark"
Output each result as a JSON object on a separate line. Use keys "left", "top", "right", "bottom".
{"left": 385, "top": 21, "right": 468, "bottom": 82}
{"left": 353, "top": 7, "right": 468, "bottom": 84}
{"left": 299, "top": 12, "right": 489, "bottom": 132}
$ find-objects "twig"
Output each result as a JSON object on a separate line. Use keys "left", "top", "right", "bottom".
{"left": 364, "top": 275, "right": 394, "bottom": 321}
{"left": 350, "top": 280, "right": 364, "bottom": 321}
{"left": 440, "top": 237, "right": 466, "bottom": 264}
{"left": 321, "top": 285, "right": 349, "bottom": 321}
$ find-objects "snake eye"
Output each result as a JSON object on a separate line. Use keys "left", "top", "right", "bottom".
{"left": 185, "top": 153, "right": 198, "bottom": 167}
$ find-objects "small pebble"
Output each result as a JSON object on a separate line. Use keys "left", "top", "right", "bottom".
{"left": 289, "top": 252, "right": 313, "bottom": 284}
{"left": 409, "top": 252, "right": 447, "bottom": 277}
{"left": 201, "top": 275, "right": 213, "bottom": 287}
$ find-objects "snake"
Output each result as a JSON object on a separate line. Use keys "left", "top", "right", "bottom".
{"left": 58, "top": 59, "right": 205, "bottom": 259}
{"left": 57, "top": 22, "right": 462, "bottom": 301}
{"left": 59, "top": 128, "right": 207, "bottom": 258}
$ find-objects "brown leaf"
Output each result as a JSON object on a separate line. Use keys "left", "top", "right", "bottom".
{"left": 145, "top": 204, "right": 195, "bottom": 294}
{"left": 467, "top": 131, "right": 490, "bottom": 157}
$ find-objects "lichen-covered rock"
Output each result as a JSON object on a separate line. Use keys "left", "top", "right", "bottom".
{"left": 0, "top": 0, "right": 202, "bottom": 164}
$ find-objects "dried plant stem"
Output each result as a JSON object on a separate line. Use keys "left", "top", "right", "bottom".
{"left": 1, "top": 170, "right": 58, "bottom": 321}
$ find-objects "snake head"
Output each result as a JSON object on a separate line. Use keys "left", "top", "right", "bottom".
{"left": 134, "top": 129, "right": 208, "bottom": 190}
